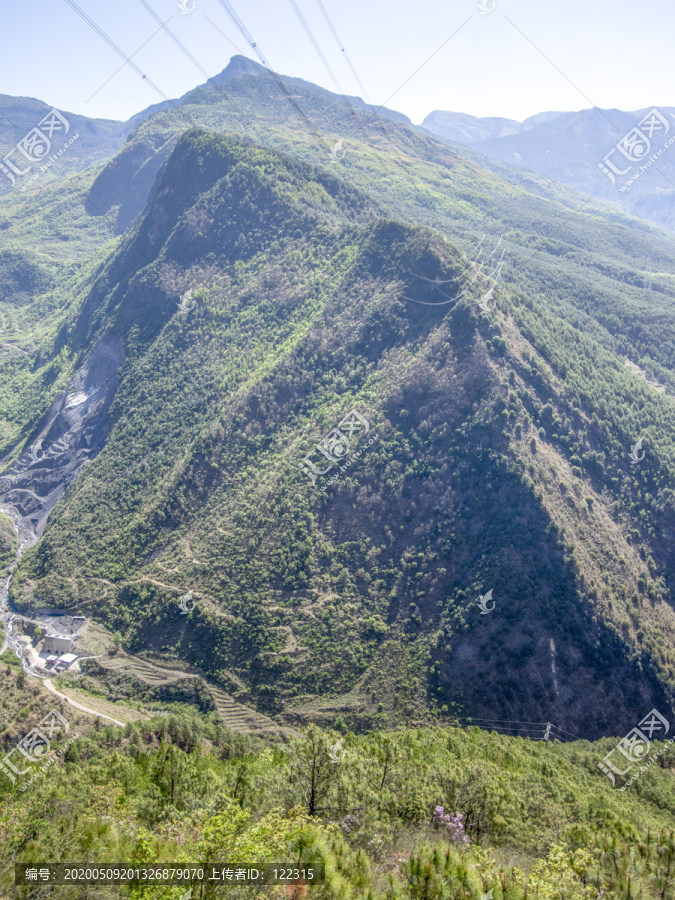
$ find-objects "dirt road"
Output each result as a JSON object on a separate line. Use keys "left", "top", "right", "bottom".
{"left": 44, "top": 679, "right": 125, "bottom": 726}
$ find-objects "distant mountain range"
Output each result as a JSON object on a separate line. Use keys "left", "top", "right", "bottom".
{"left": 0, "top": 95, "right": 142, "bottom": 197}
{"left": 422, "top": 107, "right": 675, "bottom": 233}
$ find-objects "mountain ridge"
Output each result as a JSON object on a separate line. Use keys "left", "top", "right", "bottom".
{"left": 422, "top": 105, "right": 675, "bottom": 233}
{"left": 0, "top": 61, "right": 674, "bottom": 740}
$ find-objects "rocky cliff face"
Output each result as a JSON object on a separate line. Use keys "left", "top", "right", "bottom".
{"left": 0, "top": 334, "right": 123, "bottom": 537}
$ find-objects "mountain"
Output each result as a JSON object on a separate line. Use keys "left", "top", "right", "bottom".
{"left": 0, "top": 95, "right": 140, "bottom": 197}
{"left": 0, "top": 56, "right": 675, "bottom": 745}
{"left": 422, "top": 106, "right": 675, "bottom": 233}
{"left": 422, "top": 109, "right": 567, "bottom": 144}
{"left": 85, "top": 54, "right": 411, "bottom": 231}
{"left": 0, "top": 56, "right": 409, "bottom": 219}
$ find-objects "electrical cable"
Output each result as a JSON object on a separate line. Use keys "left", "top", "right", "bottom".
{"left": 61, "top": 0, "right": 195, "bottom": 128}
{"left": 67, "top": 0, "right": 500, "bottom": 324}
{"left": 86, "top": 19, "right": 169, "bottom": 104}
{"left": 450, "top": 716, "right": 553, "bottom": 726}
{"left": 356, "top": 0, "right": 392, "bottom": 81}
{"left": 464, "top": 725, "right": 550, "bottom": 734}
{"left": 449, "top": 720, "right": 549, "bottom": 732}
{"left": 216, "top": 0, "right": 428, "bottom": 204}
{"left": 366, "top": 17, "right": 472, "bottom": 122}
{"left": 287, "top": 0, "right": 343, "bottom": 96}
{"left": 409, "top": 235, "right": 487, "bottom": 285}
{"left": 446, "top": 715, "right": 580, "bottom": 742}
{"left": 314, "top": 0, "right": 370, "bottom": 101}
{"left": 549, "top": 724, "right": 582, "bottom": 740}
{"left": 208, "top": 0, "right": 465, "bottom": 231}
{"left": 297, "top": 11, "right": 433, "bottom": 218}
{"left": 135, "top": 0, "right": 264, "bottom": 143}
{"left": 211, "top": 3, "right": 326, "bottom": 141}
{"left": 284, "top": 0, "right": 380, "bottom": 159}
{"left": 216, "top": 0, "right": 268, "bottom": 66}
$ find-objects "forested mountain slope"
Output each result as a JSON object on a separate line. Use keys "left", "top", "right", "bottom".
{"left": 0, "top": 58, "right": 674, "bottom": 740}
{"left": 2, "top": 678, "right": 675, "bottom": 900}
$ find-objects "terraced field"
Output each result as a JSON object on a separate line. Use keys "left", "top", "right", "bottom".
{"left": 208, "top": 685, "right": 280, "bottom": 734}
{"left": 100, "top": 654, "right": 192, "bottom": 687}
{"left": 95, "top": 652, "right": 281, "bottom": 734}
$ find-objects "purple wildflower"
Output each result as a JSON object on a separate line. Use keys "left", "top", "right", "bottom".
{"left": 431, "top": 805, "right": 470, "bottom": 843}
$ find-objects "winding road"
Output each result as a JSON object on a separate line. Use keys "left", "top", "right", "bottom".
{"left": 43, "top": 679, "right": 125, "bottom": 727}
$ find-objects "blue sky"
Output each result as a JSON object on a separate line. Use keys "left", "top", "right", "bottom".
{"left": 1, "top": 0, "right": 673, "bottom": 124}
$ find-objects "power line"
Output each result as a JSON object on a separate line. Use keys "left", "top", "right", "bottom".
{"left": 314, "top": 0, "right": 370, "bottom": 101}
{"left": 284, "top": 0, "right": 388, "bottom": 166}
{"left": 138, "top": 0, "right": 219, "bottom": 79}
{"left": 215, "top": 0, "right": 268, "bottom": 66}
{"left": 86, "top": 19, "right": 168, "bottom": 104}
{"left": 208, "top": 8, "right": 325, "bottom": 142}
{"left": 450, "top": 716, "right": 553, "bottom": 726}
{"left": 284, "top": 0, "right": 383, "bottom": 173}
{"left": 461, "top": 725, "right": 550, "bottom": 736}
{"left": 206, "top": 1, "right": 457, "bottom": 218}
{"left": 550, "top": 724, "right": 582, "bottom": 740}
{"left": 209, "top": 0, "right": 435, "bottom": 205}
{"left": 287, "top": 0, "right": 343, "bottom": 96}
{"left": 61, "top": 0, "right": 195, "bottom": 129}
{"left": 447, "top": 719, "right": 549, "bottom": 733}
{"left": 357, "top": 0, "right": 392, "bottom": 83}
{"left": 135, "top": 0, "right": 263, "bottom": 143}
{"left": 368, "top": 17, "right": 472, "bottom": 121}
{"left": 503, "top": 16, "right": 621, "bottom": 134}
{"left": 443, "top": 715, "right": 580, "bottom": 742}
{"left": 273, "top": 0, "right": 372, "bottom": 154}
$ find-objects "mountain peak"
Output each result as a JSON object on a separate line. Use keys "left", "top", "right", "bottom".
{"left": 211, "top": 54, "right": 263, "bottom": 86}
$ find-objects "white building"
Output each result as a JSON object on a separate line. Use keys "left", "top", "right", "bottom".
{"left": 54, "top": 653, "right": 77, "bottom": 671}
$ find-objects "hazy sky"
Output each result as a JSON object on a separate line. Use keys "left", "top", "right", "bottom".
{"left": 1, "top": 0, "right": 673, "bottom": 125}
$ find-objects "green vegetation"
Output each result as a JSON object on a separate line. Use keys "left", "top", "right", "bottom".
{"left": 0, "top": 512, "right": 18, "bottom": 577}
{"left": 0, "top": 120, "right": 672, "bottom": 739}
{"left": 0, "top": 60, "right": 674, "bottom": 742}
{"left": 1, "top": 708, "right": 674, "bottom": 898}
{"left": 1, "top": 54, "right": 675, "bottom": 900}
